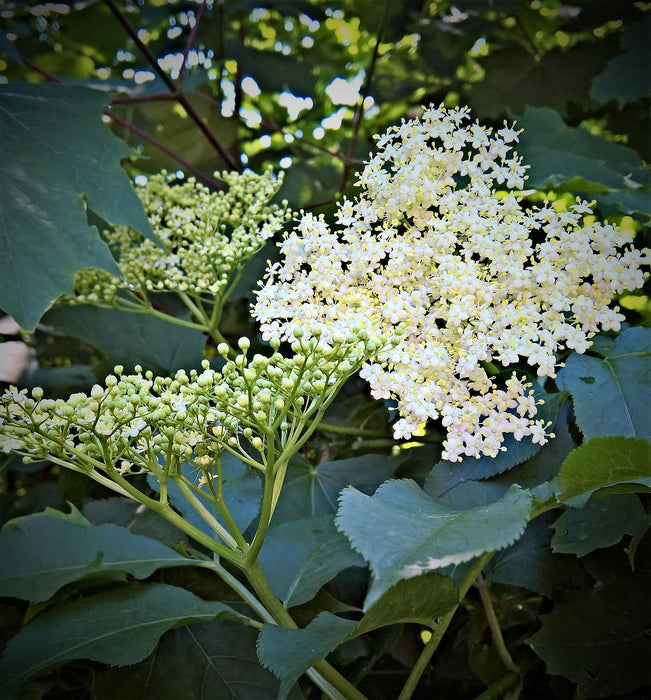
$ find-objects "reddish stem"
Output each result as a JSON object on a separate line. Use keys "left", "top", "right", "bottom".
{"left": 16, "top": 51, "right": 63, "bottom": 83}
{"left": 103, "top": 0, "right": 241, "bottom": 171}
{"left": 339, "top": 0, "right": 390, "bottom": 192}
{"left": 104, "top": 109, "right": 224, "bottom": 191}
{"left": 111, "top": 93, "right": 174, "bottom": 105}
{"left": 177, "top": 0, "right": 206, "bottom": 86}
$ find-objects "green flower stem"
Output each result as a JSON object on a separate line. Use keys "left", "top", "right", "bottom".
{"left": 473, "top": 673, "right": 520, "bottom": 700}
{"left": 243, "top": 560, "right": 369, "bottom": 700}
{"left": 245, "top": 436, "right": 278, "bottom": 564}
{"left": 102, "top": 458, "right": 242, "bottom": 565}
{"left": 476, "top": 577, "right": 520, "bottom": 675}
{"left": 45, "top": 454, "right": 132, "bottom": 499}
{"left": 397, "top": 552, "right": 495, "bottom": 700}
{"left": 178, "top": 291, "right": 209, "bottom": 325}
{"left": 171, "top": 476, "right": 241, "bottom": 550}
{"left": 207, "top": 559, "right": 349, "bottom": 700}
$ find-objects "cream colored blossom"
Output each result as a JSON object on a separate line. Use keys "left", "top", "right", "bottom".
{"left": 253, "top": 105, "right": 648, "bottom": 461}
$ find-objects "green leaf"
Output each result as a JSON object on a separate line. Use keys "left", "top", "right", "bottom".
{"left": 551, "top": 494, "right": 649, "bottom": 557}
{"left": 558, "top": 436, "right": 651, "bottom": 505}
{"left": 0, "top": 83, "right": 152, "bottom": 330}
{"left": 258, "top": 515, "right": 364, "bottom": 607}
{"left": 336, "top": 480, "right": 532, "bottom": 606}
{"left": 528, "top": 542, "right": 651, "bottom": 698}
{"left": 0, "top": 583, "right": 242, "bottom": 700}
{"left": 355, "top": 573, "right": 459, "bottom": 635}
{"left": 41, "top": 305, "right": 206, "bottom": 374}
{"left": 257, "top": 612, "right": 357, "bottom": 700}
{"left": 557, "top": 327, "right": 651, "bottom": 440}
{"left": 128, "top": 92, "right": 238, "bottom": 173}
{"left": 272, "top": 453, "right": 403, "bottom": 525}
{"left": 92, "top": 620, "right": 302, "bottom": 700}
{"left": 592, "top": 16, "right": 651, "bottom": 105}
{"left": 515, "top": 106, "right": 651, "bottom": 215}
{"left": 470, "top": 42, "right": 617, "bottom": 119}
{"left": 0, "top": 507, "right": 197, "bottom": 602}
{"left": 485, "top": 513, "right": 591, "bottom": 596}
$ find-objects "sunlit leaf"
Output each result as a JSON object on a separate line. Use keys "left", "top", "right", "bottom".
{"left": 337, "top": 480, "right": 532, "bottom": 606}
{"left": 558, "top": 436, "right": 651, "bottom": 505}
{"left": 355, "top": 573, "right": 458, "bottom": 635}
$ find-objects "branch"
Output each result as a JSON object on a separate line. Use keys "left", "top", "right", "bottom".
{"left": 16, "top": 51, "right": 63, "bottom": 84}
{"left": 339, "top": 0, "right": 391, "bottom": 192}
{"left": 103, "top": 109, "right": 224, "bottom": 191}
{"left": 104, "top": 0, "right": 241, "bottom": 171}
{"left": 177, "top": 0, "right": 206, "bottom": 86}
{"left": 110, "top": 92, "right": 174, "bottom": 105}
{"left": 476, "top": 577, "right": 521, "bottom": 675}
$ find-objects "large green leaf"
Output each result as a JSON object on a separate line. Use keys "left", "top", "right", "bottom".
{"left": 0, "top": 83, "right": 152, "bottom": 331}
{"left": 92, "top": 620, "right": 302, "bottom": 700}
{"left": 591, "top": 16, "right": 651, "bottom": 105}
{"left": 558, "top": 436, "right": 651, "bottom": 505}
{"left": 557, "top": 327, "right": 651, "bottom": 440}
{"left": 551, "top": 494, "right": 649, "bottom": 557}
{"left": 258, "top": 514, "right": 364, "bottom": 607}
{"left": 336, "top": 480, "right": 532, "bottom": 606}
{"left": 0, "top": 583, "right": 243, "bottom": 700}
{"left": 528, "top": 541, "right": 651, "bottom": 698}
{"left": 257, "top": 612, "right": 358, "bottom": 700}
{"left": 272, "top": 453, "right": 403, "bottom": 525}
{"left": 0, "top": 506, "right": 197, "bottom": 602}
{"left": 485, "top": 513, "right": 591, "bottom": 596}
{"left": 515, "top": 106, "right": 651, "bottom": 215}
{"left": 41, "top": 305, "right": 207, "bottom": 374}
{"left": 470, "top": 42, "right": 617, "bottom": 119}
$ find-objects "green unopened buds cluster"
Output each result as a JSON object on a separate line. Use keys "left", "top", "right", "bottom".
{"left": 71, "top": 168, "right": 290, "bottom": 311}
{"left": 0, "top": 328, "right": 387, "bottom": 490}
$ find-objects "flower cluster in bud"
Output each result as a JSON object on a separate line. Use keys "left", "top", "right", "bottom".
{"left": 0, "top": 329, "right": 384, "bottom": 483}
{"left": 253, "top": 105, "right": 649, "bottom": 461}
{"left": 73, "top": 169, "right": 290, "bottom": 306}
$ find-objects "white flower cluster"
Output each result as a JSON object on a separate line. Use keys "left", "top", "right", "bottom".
{"left": 253, "top": 105, "right": 648, "bottom": 461}
{"left": 0, "top": 329, "right": 384, "bottom": 482}
{"left": 73, "top": 169, "right": 289, "bottom": 305}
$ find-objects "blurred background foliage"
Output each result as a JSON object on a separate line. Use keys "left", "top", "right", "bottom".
{"left": 1, "top": 0, "right": 649, "bottom": 207}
